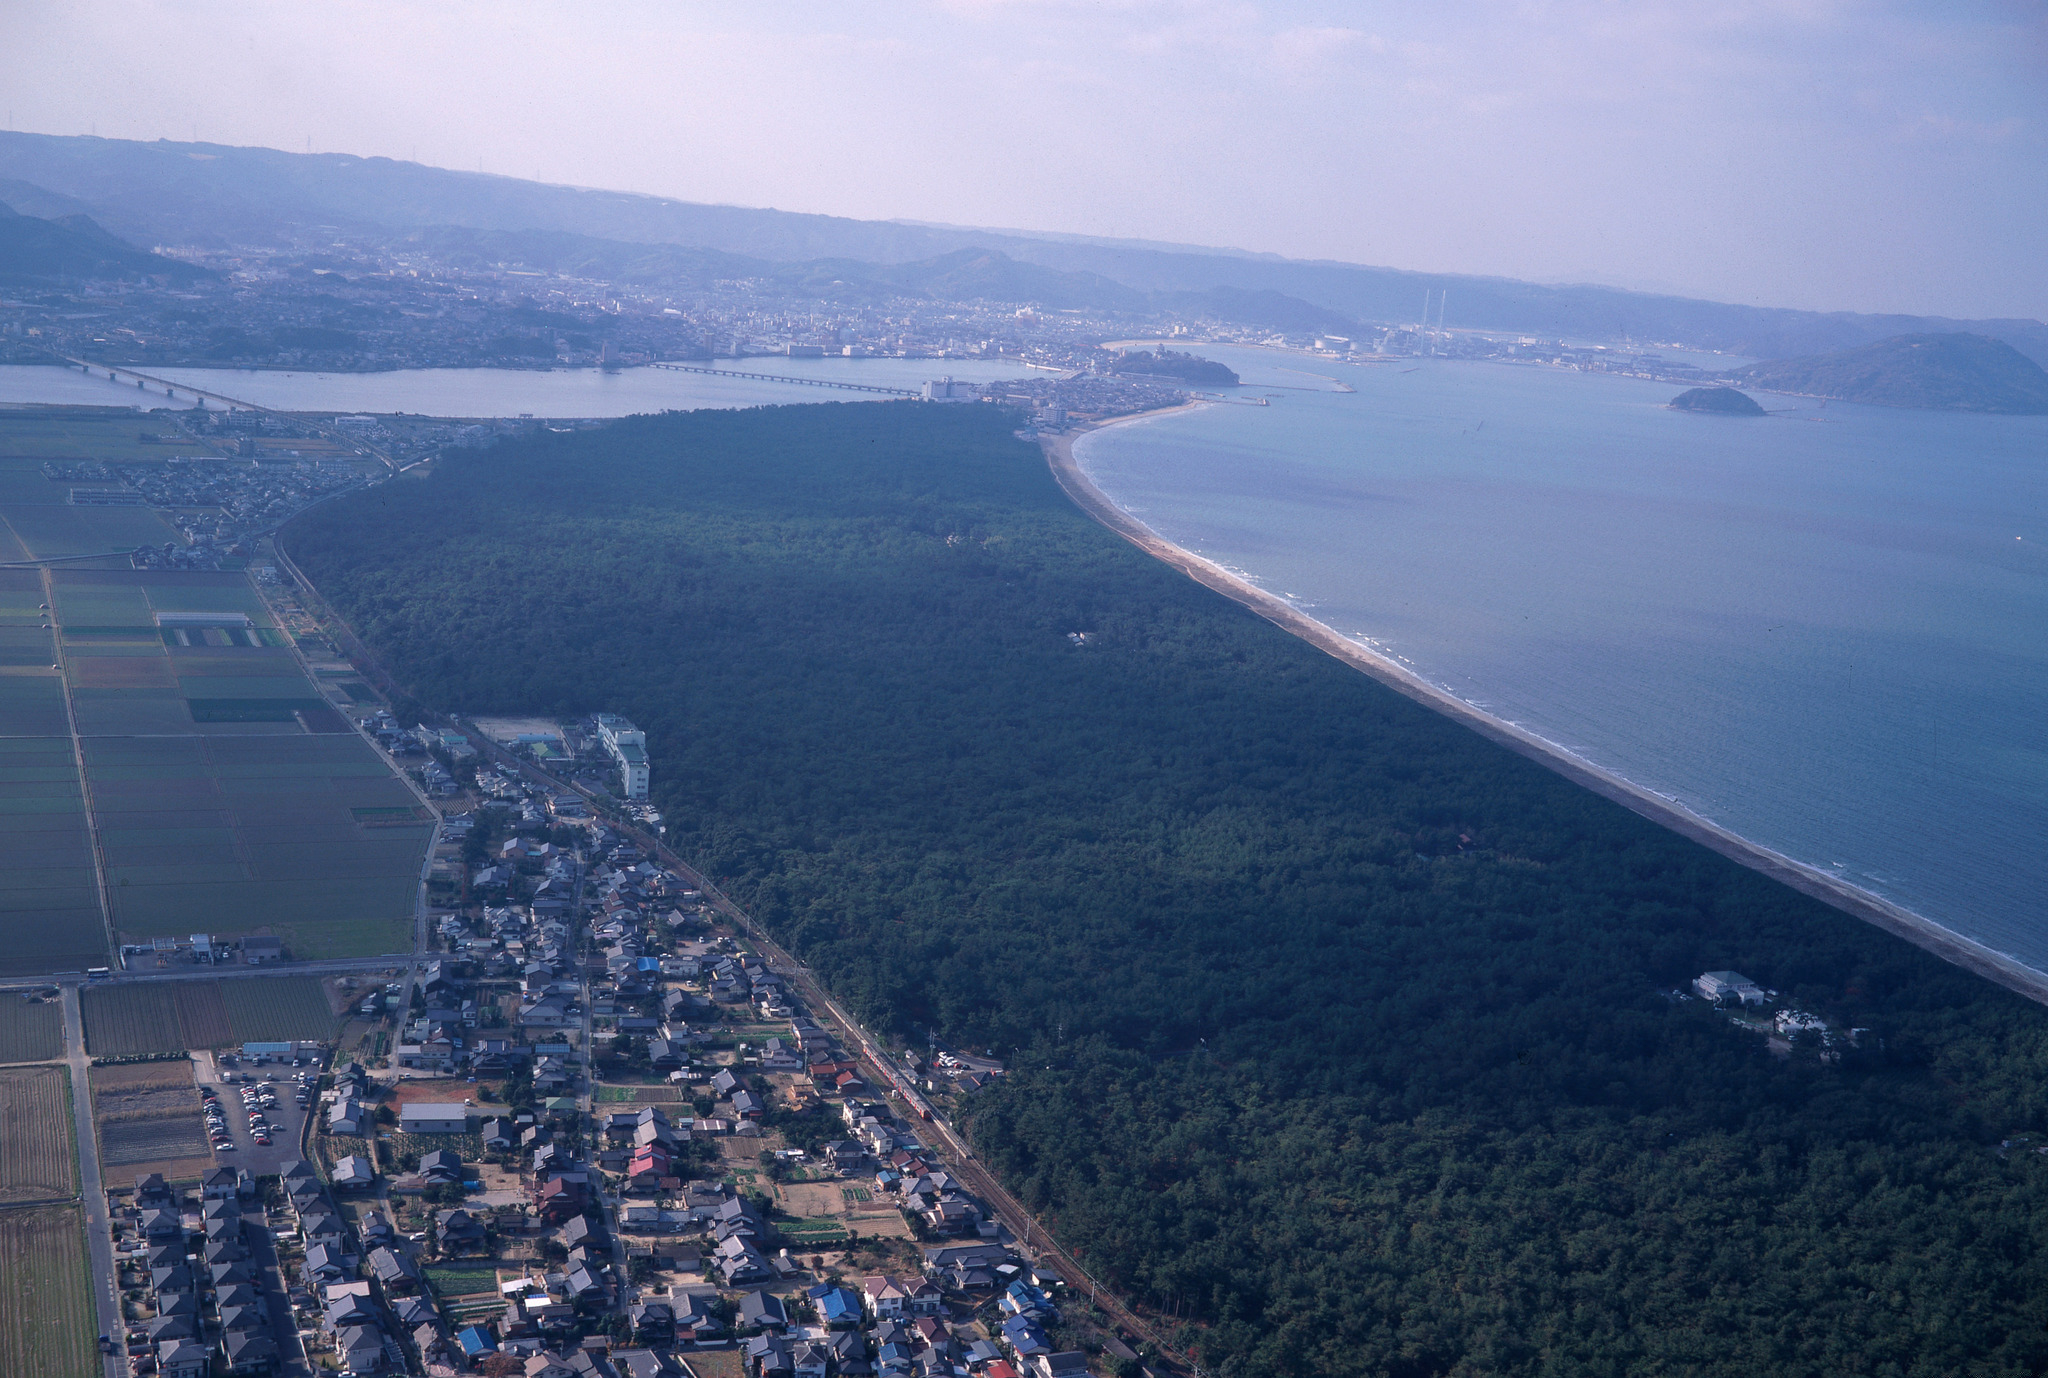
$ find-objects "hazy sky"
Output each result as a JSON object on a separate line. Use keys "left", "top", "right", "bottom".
{"left": 5, "top": 1, "right": 2045, "bottom": 319}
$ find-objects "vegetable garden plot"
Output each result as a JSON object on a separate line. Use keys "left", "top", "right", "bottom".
{"left": 0, "top": 999, "right": 64, "bottom": 1064}
{"left": 0, "top": 1206, "right": 97, "bottom": 1378}
{"left": 0, "top": 1067, "right": 76, "bottom": 1201}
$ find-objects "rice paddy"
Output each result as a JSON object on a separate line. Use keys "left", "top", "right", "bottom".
{"left": 0, "top": 430, "right": 433, "bottom": 971}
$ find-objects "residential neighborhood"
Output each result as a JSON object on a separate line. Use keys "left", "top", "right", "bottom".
{"left": 89, "top": 704, "right": 1144, "bottom": 1378}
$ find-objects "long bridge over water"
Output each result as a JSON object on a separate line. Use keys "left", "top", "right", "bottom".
{"left": 647, "top": 361, "right": 920, "bottom": 396}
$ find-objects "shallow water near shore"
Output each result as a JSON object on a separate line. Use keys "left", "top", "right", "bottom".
{"left": 1077, "top": 345, "right": 2048, "bottom": 973}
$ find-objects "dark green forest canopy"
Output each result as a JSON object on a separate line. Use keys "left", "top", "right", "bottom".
{"left": 290, "top": 403, "right": 2048, "bottom": 1377}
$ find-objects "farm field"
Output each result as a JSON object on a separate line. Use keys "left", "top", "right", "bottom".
{"left": 773, "top": 1178, "right": 915, "bottom": 1241}
{"left": 220, "top": 975, "right": 344, "bottom": 1042}
{"left": 87, "top": 731, "right": 427, "bottom": 956}
{"left": 0, "top": 732, "right": 109, "bottom": 977}
{"left": 0, "top": 404, "right": 213, "bottom": 461}
{"left": 90, "top": 1060, "right": 210, "bottom": 1179}
{"left": 82, "top": 975, "right": 341, "bottom": 1055}
{"left": 0, "top": 997, "right": 65, "bottom": 1063}
{"left": 0, "top": 1205, "right": 97, "bottom": 1378}
{"left": 80, "top": 983, "right": 222, "bottom": 1055}
{"left": 0, "top": 471, "right": 434, "bottom": 975}
{"left": 0, "top": 1067, "right": 78, "bottom": 1202}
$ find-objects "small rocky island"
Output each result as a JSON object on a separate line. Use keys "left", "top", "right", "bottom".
{"left": 1669, "top": 386, "right": 1767, "bottom": 416}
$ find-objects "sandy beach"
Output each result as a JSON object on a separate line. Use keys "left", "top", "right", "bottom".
{"left": 1045, "top": 412, "right": 2048, "bottom": 1009}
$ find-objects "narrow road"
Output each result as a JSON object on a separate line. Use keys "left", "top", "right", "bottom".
{"left": 60, "top": 981, "right": 124, "bottom": 1376}
{"left": 38, "top": 562, "right": 120, "bottom": 971}
{"left": 0, "top": 957, "right": 412, "bottom": 993}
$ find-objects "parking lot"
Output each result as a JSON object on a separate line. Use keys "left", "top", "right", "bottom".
{"left": 192, "top": 1051, "right": 316, "bottom": 1175}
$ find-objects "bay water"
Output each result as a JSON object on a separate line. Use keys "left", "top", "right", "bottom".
{"left": 0, "top": 356, "right": 1036, "bottom": 417}
{"left": 1076, "top": 345, "right": 2048, "bottom": 972}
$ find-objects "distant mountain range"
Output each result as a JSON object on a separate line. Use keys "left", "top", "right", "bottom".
{"left": 0, "top": 197, "right": 210, "bottom": 285}
{"left": 1728, "top": 334, "right": 2048, "bottom": 415}
{"left": 0, "top": 132, "right": 2042, "bottom": 363}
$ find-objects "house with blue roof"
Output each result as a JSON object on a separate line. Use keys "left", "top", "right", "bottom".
{"left": 807, "top": 1284, "right": 864, "bottom": 1326}
{"left": 1001, "top": 1315, "right": 1052, "bottom": 1357}
{"left": 455, "top": 1324, "right": 498, "bottom": 1362}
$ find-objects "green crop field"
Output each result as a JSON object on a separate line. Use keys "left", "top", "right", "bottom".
{"left": 0, "top": 626, "right": 55, "bottom": 666}
{"left": 221, "top": 976, "right": 342, "bottom": 1043}
{"left": 0, "top": 473, "right": 427, "bottom": 975}
{"left": 0, "top": 675, "right": 74, "bottom": 737}
{"left": 84, "top": 734, "right": 429, "bottom": 955}
{"left": 424, "top": 1264, "right": 499, "bottom": 1297}
{"left": 0, "top": 736, "right": 108, "bottom": 977}
{"left": 0, "top": 1206, "right": 97, "bottom": 1378}
{"left": 0, "top": 999, "right": 65, "bottom": 1064}
{"left": 0, "top": 405, "right": 204, "bottom": 460}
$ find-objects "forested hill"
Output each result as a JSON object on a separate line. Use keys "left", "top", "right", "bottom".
{"left": 1728, "top": 332, "right": 2048, "bottom": 414}
{"left": 289, "top": 403, "right": 2048, "bottom": 1378}
{"left": 0, "top": 199, "right": 209, "bottom": 284}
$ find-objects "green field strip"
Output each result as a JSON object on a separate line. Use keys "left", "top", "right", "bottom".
{"left": 186, "top": 699, "right": 324, "bottom": 722}
{"left": 0, "top": 676, "right": 72, "bottom": 736}
{"left": 0, "top": 872, "right": 101, "bottom": 907}
{"left": 244, "top": 837, "right": 434, "bottom": 879}
{"left": 219, "top": 976, "right": 345, "bottom": 1041}
{"left": 113, "top": 876, "right": 418, "bottom": 934}
{"left": 0, "top": 761, "right": 88, "bottom": 782}
{"left": 86, "top": 810, "right": 233, "bottom": 833}
{"left": 143, "top": 580, "right": 275, "bottom": 624}
{"left": 100, "top": 843, "right": 245, "bottom": 869}
{"left": 47, "top": 579, "right": 153, "bottom": 624}
{"left": 0, "top": 627, "right": 55, "bottom": 666}
{"left": 98, "top": 825, "right": 238, "bottom": 848}
{"left": 266, "top": 917, "right": 414, "bottom": 960}
{"left": 110, "top": 861, "right": 252, "bottom": 887}
{"left": 0, "top": 571, "right": 46, "bottom": 616}
{"left": 0, "top": 778, "right": 88, "bottom": 802}
{"left": 3, "top": 808, "right": 95, "bottom": 833}
{"left": 9, "top": 502, "right": 178, "bottom": 558}
{"left": 192, "top": 721, "right": 307, "bottom": 736}
{"left": 176, "top": 675, "right": 323, "bottom": 697}
{"left": 164, "top": 647, "right": 299, "bottom": 669}
{"left": 79, "top": 736, "right": 205, "bottom": 765}
{"left": 82, "top": 778, "right": 223, "bottom": 802}
{"left": 10, "top": 835, "right": 93, "bottom": 864}
{"left": 77, "top": 761, "right": 222, "bottom": 781}
{"left": 70, "top": 698, "right": 199, "bottom": 735}
{"left": 0, "top": 735, "right": 75, "bottom": 757}
{"left": 60, "top": 642, "right": 168, "bottom": 658}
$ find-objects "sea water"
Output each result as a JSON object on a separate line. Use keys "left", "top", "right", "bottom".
{"left": 1077, "top": 345, "right": 2048, "bottom": 971}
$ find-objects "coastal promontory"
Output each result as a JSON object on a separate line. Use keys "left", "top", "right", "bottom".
{"left": 1728, "top": 332, "right": 2048, "bottom": 414}
{"left": 1108, "top": 346, "right": 1240, "bottom": 386}
{"left": 1669, "top": 386, "right": 1766, "bottom": 416}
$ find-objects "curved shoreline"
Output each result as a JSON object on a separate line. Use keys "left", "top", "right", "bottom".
{"left": 1044, "top": 410, "right": 2048, "bottom": 1009}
